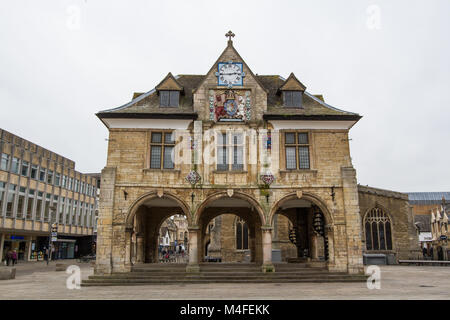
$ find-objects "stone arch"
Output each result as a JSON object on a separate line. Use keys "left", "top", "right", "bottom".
{"left": 269, "top": 192, "right": 334, "bottom": 227}
{"left": 195, "top": 191, "right": 266, "bottom": 226}
{"left": 125, "top": 191, "right": 191, "bottom": 228}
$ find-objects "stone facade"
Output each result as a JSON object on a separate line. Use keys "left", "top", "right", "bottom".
{"left": 358, "top": 185, "right": 419, "bottom": 260}
{"left": 93, "top": 33, "right": 419, "bottom": 276}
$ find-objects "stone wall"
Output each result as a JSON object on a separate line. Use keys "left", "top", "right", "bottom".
{"left": 358, "top": 185, "right": 420, "bottom": 261}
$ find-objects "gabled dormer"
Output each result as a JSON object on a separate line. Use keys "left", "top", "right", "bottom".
{"left": 279, "top": 73, "right": 306, "bottom": 108}
{"left": 155, "top": 72, "right": 184, "bottom": 108}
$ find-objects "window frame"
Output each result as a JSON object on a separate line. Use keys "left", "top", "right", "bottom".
{"left": 282, "top": 131, "right": 311, "bottom": 170}
{"left": 364, "top": 207, "right": 394, "bottom": 251}
{"left": 235, "top": 217, "right": 249, "bottom": 250}
{"left": 159, "top": 90, "right": 180, "bottom": 108}
{"left": 283, "top": 90, "right": 303, "bottom": 108}
{"left": 148, "top": 130, "right": 176, "bottom": 170}
{"left": 215, "top": 131, "right": 245, "bottom": 172}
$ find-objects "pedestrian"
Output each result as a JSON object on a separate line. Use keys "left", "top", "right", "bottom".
{"left": 5, "top": 249, "right": 12, "bottom": 266}
{"left": 11, "top": 250, "right": 17, "bottom": 265}
{"left": 422, "top": 246, "right": 427, "bottom": 259}
{"left": 429, "top": 247, "right": 434, "bottom": 260}
{"left": 44, "top": 247, "right": 49, "bottom": 265}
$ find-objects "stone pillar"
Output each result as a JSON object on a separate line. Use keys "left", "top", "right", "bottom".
{"left": 136, "top": 234, "right": 144, "bottom": 263}
{"left": 26, "top": 236, "right": 33, "bottom": 261}
{"left": 311, "top": 233, "right": 318, "bottom": 260}
{"left": 186, "top": 227, "right": 200, "bottom": 273}
{"left": 95, "top": 166, "right": 116, "bottom": 274}
{"left": 124, "top": 228, "right": 133, "bottom": 270}
{"left": 341, "top": 166, "right": 364, "bottom": 274}
{"left": 261, "top": 227, "right": 275, "bottom": 272}
{"left": 0, "top": 233, "right": 4, "bottom": 262}
{"left": 249, "top": 228, "right": 256, "bottom": 262}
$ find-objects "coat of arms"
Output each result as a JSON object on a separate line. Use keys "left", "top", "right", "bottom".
{"left": 213, "top": 90, "right": 246, "bottom": 122}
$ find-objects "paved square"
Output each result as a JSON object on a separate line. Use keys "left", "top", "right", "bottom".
{"left": 1, "top": 262, "right": 449, "bottom": 300}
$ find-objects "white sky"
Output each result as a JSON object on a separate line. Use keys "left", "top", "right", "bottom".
{"left": 0, "top": 0, "right": 449, "bottom": 192}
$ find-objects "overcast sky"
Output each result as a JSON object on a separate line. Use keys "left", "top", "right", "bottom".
{"left": 0, "top": 0, "right": 449, "bottom": 192}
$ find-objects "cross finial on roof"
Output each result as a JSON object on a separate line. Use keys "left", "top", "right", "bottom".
{"left": 225, "top": 30, "right": 235, "bottom": 44}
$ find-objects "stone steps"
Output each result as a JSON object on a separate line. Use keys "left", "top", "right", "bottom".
{"left": 81, "top": 276, "right": 367, "bottom": 286}
{"left": 82, "top": 263, "right": 366, "bottom": 286}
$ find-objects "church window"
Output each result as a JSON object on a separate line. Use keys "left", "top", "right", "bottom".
{"left": 160, "top": 90, "right": 179, "bottom": 107}
{"left": 364, "top": 207, "right": 393, "bottom": 251}
{"left": 284, "top": 132, "right": 310, "bottom": 170}
{"left": 150, "top": 131, "right": 175, "bottom": 169}
{"left": 236, "top": 217, "right": 249, "bottom": 250}
{"left": 283, "top": 91, "right": 302, "bottom": 108}
{"left": 217, "top": 132, "right": 244, "bottom": 171}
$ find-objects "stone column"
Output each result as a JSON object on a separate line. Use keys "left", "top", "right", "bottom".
{"left": 95, "top": 166, "right": 116, "bottom": 274}
{"left": 124, "top": 228, "right": 133, "bottom": 270}
{"left": 249, "top": 228, "right": 256, "bottom": 262}
{"left": 310, "top": 233, "right": 318, "bottom": 260}
{"left": 186, "top": 227, "right": 200, "bottom": 273}
{"left": 341, "top": 166, "right": 364, "bottom": 274}
{"left": 261, "top": 227, "right": 275, "bottom": 272}
{"left": 0, "top": 233, "right": 4, "bottom": 262}
{"left": 136, "top": 234, "right": 144, "bottom": 263}
{"left": 26, "top": 236, "right": 33, "bottom": 261}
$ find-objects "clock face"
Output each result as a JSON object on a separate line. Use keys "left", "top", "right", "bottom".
{"left": 216, "top": 62, "right": 244, "bottom": 86}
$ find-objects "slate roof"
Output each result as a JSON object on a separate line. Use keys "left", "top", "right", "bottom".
{"left": 407, "top": 192, "right": 450, "bottom": 205}
{"left": 414, "top": 215, "right": 432, "bottom": 232}
{"left": 97, "top": 74, "right": 360, "bottom": 120}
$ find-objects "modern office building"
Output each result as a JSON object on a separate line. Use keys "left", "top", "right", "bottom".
{"left": 0, "top": 128, "right": 98, "bottom": 262}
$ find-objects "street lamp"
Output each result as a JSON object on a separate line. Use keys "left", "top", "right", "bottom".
{"left": 47, "top": 205, "right": 57, "bottom": 265}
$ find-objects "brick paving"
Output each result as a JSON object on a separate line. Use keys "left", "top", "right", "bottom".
{"left": 0, "top": 263, "right": 449, "bottom": 300}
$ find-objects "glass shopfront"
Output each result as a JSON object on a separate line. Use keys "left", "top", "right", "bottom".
{"left": 2, "top": 235, "right": 28, "bottom": 261}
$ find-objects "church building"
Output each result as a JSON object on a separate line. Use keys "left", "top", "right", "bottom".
{"left": 94, "top": 31, "right": 419, "bottom": 276}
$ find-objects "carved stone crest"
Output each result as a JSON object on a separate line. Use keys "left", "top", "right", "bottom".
{"left": 227, "top": 189, "right": 234, "bottom": 197}
{"left": 296, "top": 190, "right": 303, "bottom": 199}
{"left": 157, "top": 189, "right": 164, "bottom": 198}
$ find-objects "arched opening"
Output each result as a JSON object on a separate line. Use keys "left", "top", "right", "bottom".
{"left": 196, "top": 193, "right": 265, "bottom": 264}
{"left": 203, "top": 214, "right": 252, "bottom": 263}
{"left": 127, "top": 194, "right": 189, "bottom": 265}
{"left": 271, "top": 195, "right": 330, "bottom": 263}
{"left": 157, "top": 214, "right": 189, "bottom": 263}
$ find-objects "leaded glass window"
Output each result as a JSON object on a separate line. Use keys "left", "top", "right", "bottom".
{"left": 236, "top": 217, "right": 249, "bottom": 250}
{"left": 284, "top": 132, "right": 310, "bottom": 169}
{"left": 216, "top": 132, "right": 244, "bottom": 171}
{"left": 150, "top": 131, "right": 175, "bottom": 169}
{"left": 364, "top": 207, "right": 393, "bottom": 251}
{"left": 160, "top": 90, "right": 179, "bottom": 107}
{"left": 283, "top": 91, "right": 302, "bottom": 108}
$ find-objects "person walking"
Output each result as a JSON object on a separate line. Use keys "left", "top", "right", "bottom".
{"left": 5, "top": 249, "right": 12, "bottom": 266}
{"left": 44, "top": 247, "right": 49, "bottom": 265}
{"left": 11, "top": 250, "right": 17, "bottom": 265}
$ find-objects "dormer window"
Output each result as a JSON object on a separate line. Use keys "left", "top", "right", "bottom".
{"left": 283, "top": 91, "right": 302, "bottom": 108}
{"left": 160, "top": 90, "right": 179, "bottom": 107}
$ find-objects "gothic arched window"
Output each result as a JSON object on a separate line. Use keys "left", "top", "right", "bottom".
{"left": 364, "top": 207, "right": 393, "bottom": 251}
{"left": 236, "top": 217, "right": 249, "bottom": 250}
